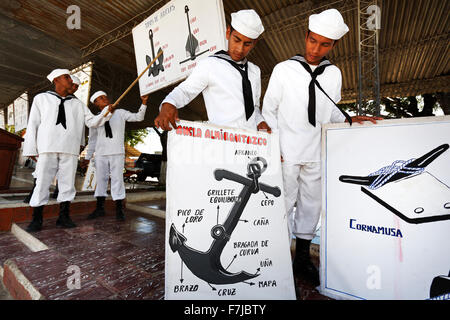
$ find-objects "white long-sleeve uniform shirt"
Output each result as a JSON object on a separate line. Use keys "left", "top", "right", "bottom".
{"left": 262, "top": 60, "right": 346, "bottom": 163}
{"left": 85, "top": 105, "right": 147, "bottom": 159}
{"left": 23, "top": 92, "right": 112, "bottom": 157}
{"left": 162, "top": 56, "right": 264, "bottom": 131}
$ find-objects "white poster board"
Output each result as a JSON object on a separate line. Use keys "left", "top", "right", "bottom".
{"left": 7, "top": 104, "right": 14, "bottom": 126}
{"left": 14, "top": 93, "right": 28, "bottom": 132}
{"left": 82, "top": 159, "right": 97, "bottom": 191}
{"left": 132, "top": 0, "right": 227, "bottom": 95}
{"left": 165, "top": 120, "right": 296, "bottom": 300}
{"left": 0, "top": 110, "right": 5, "bottom": 129}
{"left": 321, "top": 116, "right": 450, "bottom": 300}
{"left": 71, "top": 62, "right": 93, "bottom": 107}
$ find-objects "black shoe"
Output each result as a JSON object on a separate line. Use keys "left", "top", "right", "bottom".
{"left": 56, "top": 201, "right": 77, "bottom": 228}
{"left": 51, "top": 184, "right": 59, "bottom": 199}
{"left": 23, "top": 192, "right": 32, "bottom": 204}
{"left": 26, "top": 206, "right": 44, "bottom": 232}
{"left": 23, "top": 179, "right": 36, "bottom": 204}
{"left": 87, "top": 197, "right": 106, "bottom": 220}
{"left": 292, "top": 238, "right": 320, "bottom": 286}
{"left": 115, "top": 199, "right": 125, "bottom": 221}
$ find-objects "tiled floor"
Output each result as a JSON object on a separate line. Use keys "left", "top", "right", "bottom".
{"left": 0, "top": 279, "right": 12, "bottom": 300}
{"left": 0, "top": 233, "right": 32, "bottom": 266}
{"left": 11, "top": 210, "right": 166, "bottom": 300}
{"left": 137, "top": 200, "right": 166, "bottom": 211}
{"left": 1, "top": 200, "right": 330, "bottom": 300}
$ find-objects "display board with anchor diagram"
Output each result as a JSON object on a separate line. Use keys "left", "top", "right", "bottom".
{"left": 165, "top": 120, "right": 296, "bottom": 299}
{"left": 81, "top": 158, "right": 97, "bottom": 192}
{"left": 132, "top": 0, "right": 227, "bottom": 95}
{"left": 321, "top": 116, "right": 450, "bottom": 300}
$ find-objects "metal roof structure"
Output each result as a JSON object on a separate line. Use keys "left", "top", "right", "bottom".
{"left": 0, "top": 0, "right": 449, "bottom": 129}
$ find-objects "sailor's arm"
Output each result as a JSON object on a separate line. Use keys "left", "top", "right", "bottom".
{"left": 155, "top": 60, "right": 209, "bottom": 130}
{"left": 252, "top": 72, "right": 271, "bottom": 133}
{"left": 83, "top": 102, "right": 113, "bottom": 128}
{"left": 22, "top": 97, "right": 41, "bottom": 157}
{"left": 261, "top": 65, "right": 283, "bottom": 132}
{"left": 84, "top": 127, "right": 97, "bottom": 160}
{"left": 123, "top": 95, "right": 149, "bottom": 122}
{"left": 330, "top": 70, "right": 346, "bottom": 123}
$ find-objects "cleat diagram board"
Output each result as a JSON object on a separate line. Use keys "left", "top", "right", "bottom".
{"left": 321, "top": 116, "right": 450, "bottom": 300}
{"left": 132, "top": 0, "right": 227, "bottom": 95}
{"left": 165, "top": 120, "right": 296, "bottom": 300}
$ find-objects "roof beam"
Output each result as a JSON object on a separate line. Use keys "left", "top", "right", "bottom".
{"left": 80, "top": 0, "right": 169, "bottom": 58}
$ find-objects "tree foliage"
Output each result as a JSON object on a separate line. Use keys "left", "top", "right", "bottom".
{"left": 339, "top": 93, "right": 448, "bottom": 118}
{"left": 124, "top": 128, "right": 149, "bottom": 147}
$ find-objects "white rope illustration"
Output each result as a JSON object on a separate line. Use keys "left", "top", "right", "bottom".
{"left": 368, "top": 158, "right": 425, "bottom": 190}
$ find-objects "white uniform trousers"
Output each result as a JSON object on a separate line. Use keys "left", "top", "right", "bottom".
{"left": 94, "top": 154, "right": 125, "bottom": 200}
{"left": 282, "top": 161, "right": 322, "bottom": 241}
{"left": 30, "top": 153, "right": 78, "bottom": 207}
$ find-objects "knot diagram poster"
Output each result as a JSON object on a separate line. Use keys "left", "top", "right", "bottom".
{"left": 165, "top": 120, "right": 296, "bottom": 300}
{"left": 132, "top": 0, "right": 227, "bottom": 95}
{"left": 321, "top": 116, "right": 450, "bottom": 300}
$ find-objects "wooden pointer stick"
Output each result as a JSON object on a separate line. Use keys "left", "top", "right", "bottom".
{"left": 104, "top": 50, "right": 163, "bottom": 116}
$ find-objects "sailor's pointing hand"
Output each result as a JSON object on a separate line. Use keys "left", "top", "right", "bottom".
{"left": 141, "top": 94, "right": 149, "bottom": 106}
{"left": 154, "top": 103, "right": 179, "bottom": 131}
{"left": 349, "top": 115, "right": 383, "bottom": 124}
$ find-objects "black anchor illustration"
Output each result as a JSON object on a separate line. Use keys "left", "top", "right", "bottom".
{"left": 179, "top": 5, "right": 209, "bottom": 65}
{"left": 169, "top": 157, "right": 281, "bottom": 285}
{"left": 146, "top": 29, "right": 164, "bottom": 77}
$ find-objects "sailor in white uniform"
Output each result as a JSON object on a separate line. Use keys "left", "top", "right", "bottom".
{"left": 262, "top": 9, "right": 381, "bottom": 285}
{"left": 85, "top": 91, "right": 148, "bottom": 221}
{"left": 154, "top": 9, "right": 270, "bottom": 132}
{"left": 23, "top": 69, "right": 113, "bottom": 232}
{"left": 50, "top": 75, "right": 82, "bottom": 200}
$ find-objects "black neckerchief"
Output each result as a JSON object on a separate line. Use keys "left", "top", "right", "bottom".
{"left": 211, "top": 50, "right": 254, "bottom": 120}
{"left": 104, "top": 121, "right": 113, "bottom": 138}
{"left": 94, "top": 109, "right": 113, "bottom": 139}
{"left": 46, "top": 91, "right": 75, "bottom": 129}
{"left": 289, "top": 55, "right": 352, "bottom": 126}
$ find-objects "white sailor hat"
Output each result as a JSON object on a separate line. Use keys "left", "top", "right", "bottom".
{"left": 47, "top": 69, "right": 70, "bottom": 82}
{"left": 71, "top": 75, "right": 81, "bottom": 86}
{"left": 90, "top": 91, "right": 107, "bottom": 103}
{"left": 230, "top": 9, "right": 264, "bottom": 39}
{"left": 308, "top": 9, "right": 349, "bottom": 40}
